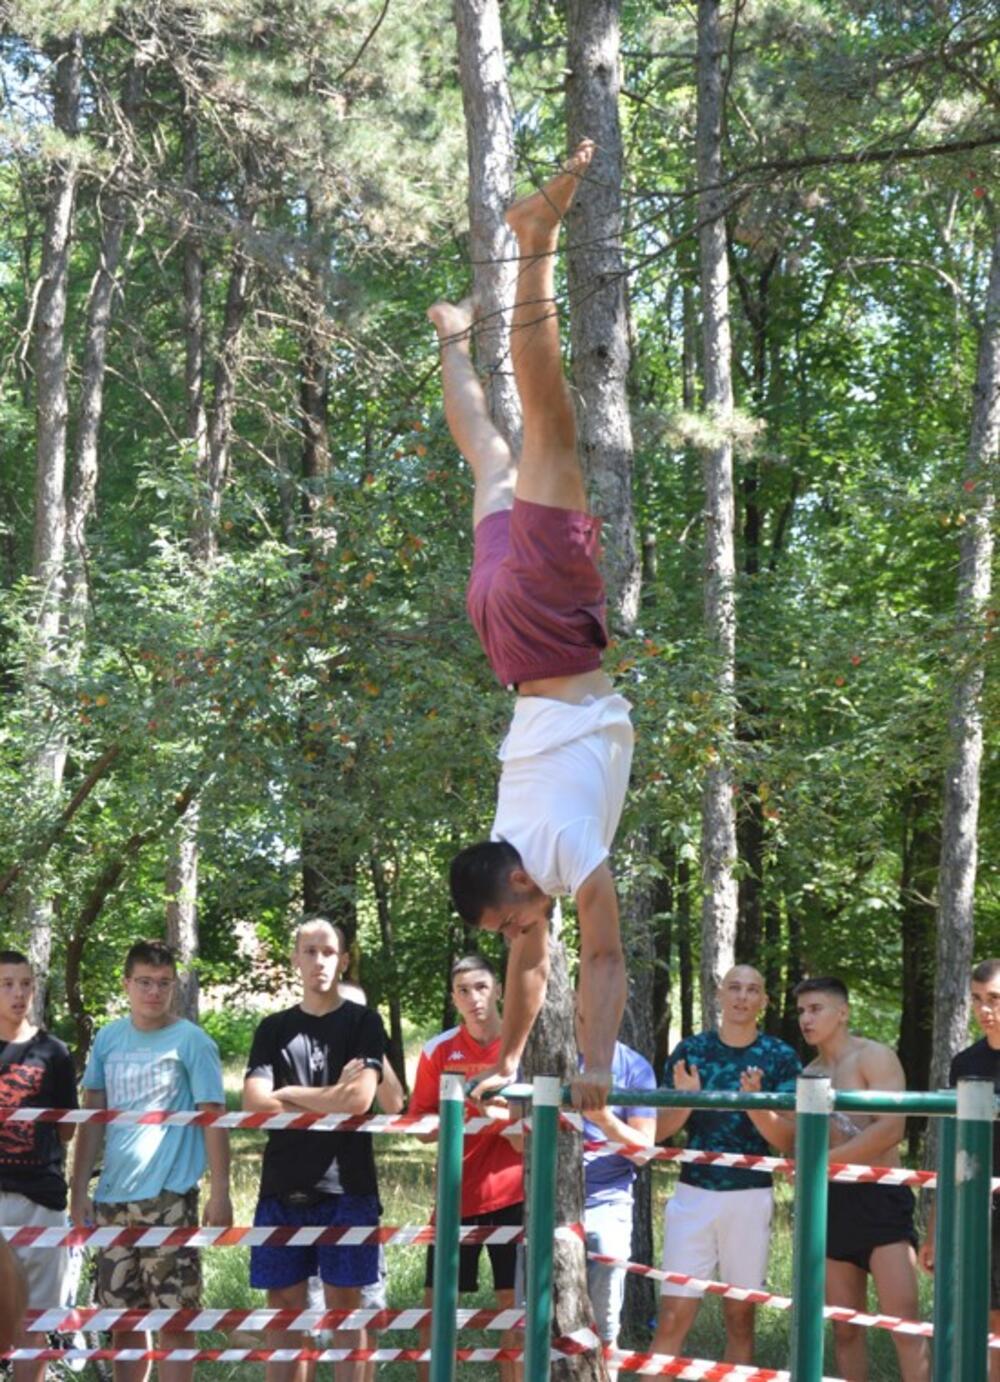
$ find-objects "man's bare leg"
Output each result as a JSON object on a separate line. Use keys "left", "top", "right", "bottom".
{"left": 826, "top": 1259, "right": 870, "bottom": 1381}
{"left": 427, "top": 298, "right": 516, "bottom": 527}
{"left": 505, "top": 141, "right": 594, "bottom": 512}
{"left": 869, "top": 1243, "right": 930, "bottom": 1382}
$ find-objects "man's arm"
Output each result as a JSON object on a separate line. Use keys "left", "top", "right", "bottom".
{"left": 589, "top": 1107, "right": 655, "bottom": 1148}
{"left": 69, "top": 1088, "right": 106, "bottom": 1226}
{"left": 198, "top": 1104, "right": 233, "bottom": 1227}
{"left": 574, "top": 862, "right": 625, "bottom": 1108}
{"left": 242, "top": 1075, "right": 286, "bottom": 1114}
{"left": 341, "top": 1055, "right": 406, "bottom": 1115}
{"left": 470, "top": 921, "right": 549, "bottom": 1100}
{"left": 277, "top": 1068, "right": 380, "bottom": 1116}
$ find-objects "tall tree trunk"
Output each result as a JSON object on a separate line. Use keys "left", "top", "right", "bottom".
{"left": 897, "top": 785, "right": 937, "bottom": 1157}
{"left": 369, "top": 851, "right": 407, "bottom": 1089}
{"left": 565, "top": 0, "right": 639, "bottom": 628}
{"left": 65, "top": 61, "right": 144, "bottom": 626}
{"left": 678, "top": 857, "right": 694, "bottom": 1038}
{"left": 453, "top": 0, "right": 521, "bottom": 453}
{"left": 695, "top": 0, "right": 738, "bottom": 1027}
{"left": 23, "top": 33, "right": 83, "bottom": 1009}
{"left": 930, "top": 222, "right": 1000, "bottom": 1090}
{"left": 564, "top": 0, "right": 644, "bottom": 1358}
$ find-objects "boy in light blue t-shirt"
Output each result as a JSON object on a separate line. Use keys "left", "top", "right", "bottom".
{"left": 71, "top": 940, "right": 231, "bottom": 1382}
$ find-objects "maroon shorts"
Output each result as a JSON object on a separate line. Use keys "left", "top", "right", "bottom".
{"left": 466, "top": 496, "right": 608, "bottom": 687}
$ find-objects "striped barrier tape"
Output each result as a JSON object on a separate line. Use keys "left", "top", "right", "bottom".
{"left": 2, "top": 1106, "right": 980, "bottom": 1189}
{"left": 3, "top": 1327, "right": 601, "bottom": 1366}
{"left": 23, "top": 1304, "right": 527, "bottom": 1333}
{"left": 588, "top": 1252, "right": 1000, "bottom": 1347}
{"left": 2, "top": 1221, "right": 584, "bottom": 1251}
{"left": 606, "top": 1351, "right": 843, "bottom": 1379}
{"left": 580, "top": 1138, "right": 1000, "bottom": 1190}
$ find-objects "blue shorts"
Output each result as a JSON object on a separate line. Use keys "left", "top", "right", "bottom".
{"left": 250, "top": 1193, "right": 381, "bottom": 1290}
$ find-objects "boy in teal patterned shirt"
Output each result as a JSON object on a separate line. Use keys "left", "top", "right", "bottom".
{"left": 650, "top": 966, "right": 799, "bottom": 1366}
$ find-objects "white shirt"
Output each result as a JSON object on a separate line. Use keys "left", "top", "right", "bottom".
{"left": 492, "top": 693, "right": 633, "bottom": 897}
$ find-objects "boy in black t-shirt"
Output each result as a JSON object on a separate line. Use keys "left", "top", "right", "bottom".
{"left": 0, "top": 949, "right": 78, "bottom": 1382}
{"left": 243, "top": 918, "right": 387, "bottom": 1382}
{"left": 920, "top": 957, "right": 1000, "bottom": 1382}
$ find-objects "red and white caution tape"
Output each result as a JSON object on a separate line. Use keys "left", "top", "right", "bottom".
{"left": 2, "top": 1223, "right": 513, "bottom": 1250}
{"left": 4, "top": 1328, "right": 600, "bottom": 1366}
{"left": 0, "top": 1106, "right": 444, "bottom": 1135}
{"left": 581, "top": 1139, "right": 1000, "bottom": 1190}
{"left": 587, "top": 1252, "right": 1000, "bottom": 1348}
{"left": 606, "top": 1349, "right": 842, "bottom": 1379}
{"left": 24, "top": 1304, "right": 526, "bottom": 1334}
{"left": 4, "top": 1221, "right": 583, "bottom": 1251}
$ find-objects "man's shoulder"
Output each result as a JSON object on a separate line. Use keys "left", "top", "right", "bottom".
{"left": 173, "top": 1019, "right": 220, "bottom": 1056}
{"left": 950, "top": 1037, "right": 990, "bottom": 1080}
{"left": 614, "top": 1042, "right": 655, "bottom": 1087}
{"left": 91, "top": 1017, "right": 129, "bottom": 1049}
{"left": 32, "top": 1029, "right": 74, "bottom": 1062}
{"left": 420, "top": 1026, "right": 465, "bottom": 1064}
{"left": 753, "top": 1033, "right": 799, "bottom": 1064}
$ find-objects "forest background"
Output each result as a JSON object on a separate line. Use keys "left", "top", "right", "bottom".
{"left": 0, "top": 0, "right": 998, "bottom": 1127}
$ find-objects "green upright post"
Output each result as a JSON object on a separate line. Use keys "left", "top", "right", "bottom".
{"left": 790, "top": 1074, "right": 832, "bottom": 1382}
{"left": 932, "top": 1110, "right": 957, "bottom": 1382}
{"left": 952, "top": 1077, "right": 993, "bottom": 1382}
{"left": 429, "top": 1073, "right": 465, "bottom": 1382}
{"left": 524, "top": 1074, "right": 560, "bottom": 1382}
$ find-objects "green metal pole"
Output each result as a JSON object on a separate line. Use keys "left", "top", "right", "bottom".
{"left": 790, "top": 1074, "right": 832, "bottom": 1382}
{"left": 932, "top": 1109, "right": 957, "bottom": 1382}
{"left": 524, "top": 1074, "right": 560, "bottom": 1382}
{"left": 429, "top": 1072, "right": 465, "bottom": 1382}
{"left": 953, "top": 1076, "right": 993, "bottom": 1382}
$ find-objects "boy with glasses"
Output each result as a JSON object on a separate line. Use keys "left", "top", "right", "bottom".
{"left": 71, "top": 940, "right": 231, "bottom": 1382}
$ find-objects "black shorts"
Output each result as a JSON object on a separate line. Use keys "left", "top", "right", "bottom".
{"left": 424, "top": 1201, "right": 523, "bottom": 1295}
{"left": 826, "top": 1182, "right": 917, "bottom": 1272}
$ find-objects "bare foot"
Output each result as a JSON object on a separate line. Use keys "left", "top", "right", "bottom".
{"left": 505, "top": 139, "right": 595, "bottom": 248}
{"left": 427, "top": 296, "right": 474, "bottom": 347}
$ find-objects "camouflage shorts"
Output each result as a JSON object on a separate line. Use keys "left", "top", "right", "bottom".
{"left": 94, "top": 1187, "right": 201, "bottom": 1310}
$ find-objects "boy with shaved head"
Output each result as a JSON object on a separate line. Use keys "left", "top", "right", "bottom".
{"left": 243, "top": 917, "right": 388, "bottom": 1382}
{"left": 651, "top": 966, "right": 799, "bottom": 1365}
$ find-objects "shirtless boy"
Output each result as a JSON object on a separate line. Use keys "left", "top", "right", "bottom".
{"left": 742, "top": 976, "right": 929, "bottom": 1382}
{"left": 430, "top": 141, "right": 632, "bottom": 1109}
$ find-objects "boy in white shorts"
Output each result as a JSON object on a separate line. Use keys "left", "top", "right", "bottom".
{"left": 431, "top": 142, "right": 632, "bottom": 1110}
{"left": 0, "top": 949, "right": 78, "bottom": 1382}
{"left": 652, "top": 966, "right": 799, "bottom": 1365}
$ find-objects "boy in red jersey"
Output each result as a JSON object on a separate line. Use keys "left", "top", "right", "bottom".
{"left": 409, "top": 955, "right": 523, "bottom": 1381}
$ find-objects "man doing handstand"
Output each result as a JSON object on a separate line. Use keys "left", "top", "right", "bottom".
{"left": 429, "top": 141, "right": 632, "bottom": 1109}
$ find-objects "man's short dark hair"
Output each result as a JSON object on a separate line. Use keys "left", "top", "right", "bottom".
{"left": 124, "top": 940, "right": 178, "bottom": 977}
{"left": 449, "top": 841, "right": 522, "bottom": 924}
{"left": 793, "top": 976, "right": 849, "bottom": 1003}
{"left": 0, "top": 950, "right": 30, "bottom": 969}
{"left": 450, "top": 953, "right": 497, "bottom": 984}
{"left": 972, "top": 959, "right": 1000, "bottom": 985}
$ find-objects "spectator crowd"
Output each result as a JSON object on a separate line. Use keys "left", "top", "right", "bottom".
{"left": 1, "top": 928, "right": 998, "bottom": 1382}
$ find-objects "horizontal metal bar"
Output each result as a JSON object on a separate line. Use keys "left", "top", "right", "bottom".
{"left": 489, "top": 1084, "right": 981, "bottom": 1118}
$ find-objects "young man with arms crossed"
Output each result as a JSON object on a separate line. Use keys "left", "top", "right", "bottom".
{"left": 651, "top": 965, "right": 799, "bottom": 1366}
{"left": 432, "top": 141, "right": 632, "bottom": 1110}
{"left": 71, "top": 940, "right": 231, "bottom": 1382}
{"left": 0, "top": 950, "right": 78, "bottom": 1382}
{"left": 576, "top": 994, "right": 656, "bottom": 1355}
{"left": 919, "top": 958, "right": 1000, "bottom": 1382}
{"left": 242, "top": 917, "right": 388, "bottom": 1382}
{"left": 409, "top": 955, "right": 524, "bottom": 1382}
{"left": 743, "top": 976, "right": 929, "bottom": 1382}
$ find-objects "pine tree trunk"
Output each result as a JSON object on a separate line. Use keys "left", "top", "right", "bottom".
{"left": 897, "top": 785, "right": 937, "bottom": 1156}
{"left": 565, "top": 0, "right": 639, "bottom": 628}
{"left": 695, "top": 0, "right": 738, "bottom": 1027}
{"left": 165, "top": 820, "right": 200, "bottom": 1018}
{"left": 453, "top": 0, "right": 521, "bottom": 453}
{"left": 523, "top": 918, "right": 606, "bottom": 1382}
{"left": 930, "top": 223, "right": 1000, "bottom": 1090}
{"left": 23, "top": 33, "right": 83, "bottom": 1005}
